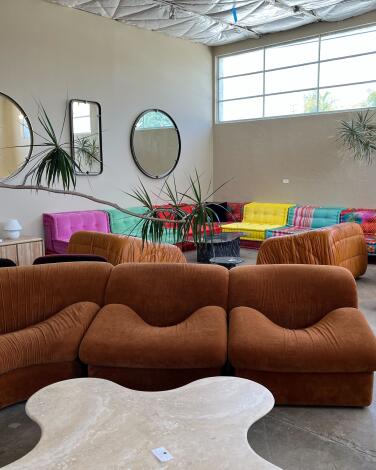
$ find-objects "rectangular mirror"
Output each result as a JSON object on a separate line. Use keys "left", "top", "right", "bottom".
{"left": 69, "top": 99, "right": 103, "bottom": 175}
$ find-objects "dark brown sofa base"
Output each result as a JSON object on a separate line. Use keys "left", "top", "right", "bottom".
{"left": 88, "top": 366, "right": 223, "bottom": 391}
{"left": 235, "top": 369, "right": 374, "bottom": 406}
{"left": 0, "top": 362, "right": 85, "bottom": 410}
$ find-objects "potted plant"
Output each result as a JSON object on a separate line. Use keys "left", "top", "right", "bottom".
{"left": 128, "top": 171, "right": 230, "bottom": 262}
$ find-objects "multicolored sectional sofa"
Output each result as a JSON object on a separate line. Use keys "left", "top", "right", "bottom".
{"left": 43, "top": 203, "right": 376, "bottom": 256}
{"left": 43, "top": 203, "right": 238, "bottom": 254}
{"left": 265, "top": 206, "right": 345, "bottom": 237}
{"left": 341, "top": 209, "right": 376, "bottom": 255}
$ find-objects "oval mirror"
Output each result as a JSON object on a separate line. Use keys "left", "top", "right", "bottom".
{"left": 0, "top": 92, "right": 33, "bottom": 180}
{"left": 130, "top": 109, "right": 181, "bottom": 179}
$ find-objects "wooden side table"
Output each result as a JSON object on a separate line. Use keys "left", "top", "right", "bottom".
{"left": 0, "top": 237, "right": 45, "bottom": 266}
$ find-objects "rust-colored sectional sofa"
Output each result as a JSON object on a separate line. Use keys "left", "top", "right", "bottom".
{"left": 257, "top": 222, "right": 368, "bottom": 278}
{"left": 1, "top": 262, "right": 375, "bottom": 410}
{"left": 68, "top": 231, "right": 187, "bottom": 265}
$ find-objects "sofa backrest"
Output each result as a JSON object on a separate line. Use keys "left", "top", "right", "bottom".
{"left": 341, "top": 208, "right": 376, "bottom": 235}
{"left": 228, "top": 264, "right": 358, "bottom": 329}
{"left": 327, "top": 223, "right": 368, "bottom": 275}
{"left": 105, "top": 207, "right": 148, "bottom": 237}
{"left": 68, "top": 231, "right": 187, "bottom": 265}
{"left": 105, "top": 263, "right": 228, "bottom": 327}
{"left": 243, "top": 202, "right": 295, "bottom": 226}
{"left": 0, "top": 262, "right": 112, "bottom": 334}
{"left": 43, "top": 211, "right": 110, "bottom": 252}
{"left": 287, "top": 206, "right": 344, "bottom": 228}
{"left": 257, "top": 223, "right": 367, "bottom": 279}
{"left": 225, "top": 202, "right": 248, "bottom": 222}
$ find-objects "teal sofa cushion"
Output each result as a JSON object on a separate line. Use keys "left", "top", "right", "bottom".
{"left": 105, "top": 207, "right": 148, "bottom": 237}
{"left": 105, "top": 207, "right": 184, "bottom": 244}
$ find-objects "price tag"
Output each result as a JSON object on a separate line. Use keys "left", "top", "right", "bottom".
{"left": 152, "top": 447, "right": 173, "bottom": 462}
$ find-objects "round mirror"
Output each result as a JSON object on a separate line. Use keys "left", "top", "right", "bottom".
{"left": 0, "top": 92, "right": 33, "bottom": 180}
{"left": 130, "top": 109, "right": 181, "bottom": 179}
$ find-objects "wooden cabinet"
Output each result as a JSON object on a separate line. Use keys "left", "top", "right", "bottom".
{"left": 0, "top": 237, "right": 44, "bottom": 266}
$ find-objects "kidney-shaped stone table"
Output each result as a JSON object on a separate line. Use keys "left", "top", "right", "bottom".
{"left": 5, "top": 376, "right": 280, "bottom": 469}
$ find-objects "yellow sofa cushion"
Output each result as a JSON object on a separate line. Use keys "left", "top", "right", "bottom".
{"left": 222, "top": 203, "right": 295, "bottom": 241}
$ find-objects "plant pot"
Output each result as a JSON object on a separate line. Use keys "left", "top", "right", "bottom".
{"left": 196, "top": 242, "right": 214, "bottom": 263}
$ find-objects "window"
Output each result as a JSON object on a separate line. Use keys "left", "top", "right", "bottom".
{"left": 136, "top": 111, "right": 174, "bottom": 129}
{"left": 217, "top": 25, "right": 376, "bottom": 122}
{"left": 72, "top": 102, "right": 91, "bottom": 134}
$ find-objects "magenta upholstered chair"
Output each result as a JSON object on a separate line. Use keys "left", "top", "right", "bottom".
{"left": 43, "top": 211, "right": 110, "bottom": 254}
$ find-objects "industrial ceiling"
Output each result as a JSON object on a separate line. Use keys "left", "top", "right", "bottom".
{"left": 48, "top": 1, "right": 376, "bottom": 46}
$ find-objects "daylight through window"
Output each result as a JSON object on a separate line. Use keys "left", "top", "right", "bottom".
{"left": 217, "top": 25, "right": 376, "bottom": 122}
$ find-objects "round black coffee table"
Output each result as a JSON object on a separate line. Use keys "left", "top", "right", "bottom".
{"left": 209, "top": 256, "right": 244, "bottom": 269}
{"left": 193, "top": 232, "right": 244, "bottom": 263}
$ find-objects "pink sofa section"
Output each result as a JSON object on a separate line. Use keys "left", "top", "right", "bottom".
{"left": 43, "top": 211, "right": 110, "bottom": 254}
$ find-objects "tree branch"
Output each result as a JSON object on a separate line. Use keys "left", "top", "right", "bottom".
{"left": 0, "top": 182, "right": 183, "bottom": 224}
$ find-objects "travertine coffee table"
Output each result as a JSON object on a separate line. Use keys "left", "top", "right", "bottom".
{"left": 5, "top": 376, "right": 279, "bottom": 469}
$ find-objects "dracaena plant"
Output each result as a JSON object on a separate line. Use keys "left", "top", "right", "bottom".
{"left": 127, "top": 170, "right": 231, "bottom": 247}
{"left": 338, "top": 109, "right": 376, "bottom": 163}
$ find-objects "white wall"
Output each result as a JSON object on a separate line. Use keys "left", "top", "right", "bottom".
{"left": 0, "top": 0, "right": 213, "bottom": 237}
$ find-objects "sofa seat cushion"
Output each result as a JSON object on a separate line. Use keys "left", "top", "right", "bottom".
{"left": 0, "top": 302, "right": 100, "bottom": 375}
{"left": 229, "top": 306, "right": 376, "bottom": 373}
{"left": 80, "top": 304, "right": 227, "bottom": 369}
{"left": 222, "top": 222, "right": 283, "bottom": 241}
{"left": 266, "top": 226, "right": 313, "bottom": 238}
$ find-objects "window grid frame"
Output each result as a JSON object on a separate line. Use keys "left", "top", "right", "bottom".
{"left": 217, "top": 24, "right": 376, "bottom": 123}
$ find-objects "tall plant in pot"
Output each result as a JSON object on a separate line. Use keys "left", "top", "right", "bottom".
{"left": 128, "top": 171, "right": 230, "bottom": 262}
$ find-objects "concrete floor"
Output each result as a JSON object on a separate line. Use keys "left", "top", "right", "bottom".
{"left": 1, "top": 251, "right": 376, "bottom": 469}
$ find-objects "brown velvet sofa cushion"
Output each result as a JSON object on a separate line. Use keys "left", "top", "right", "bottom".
{"left": 68, "top": 231, "right": 187, "bottom": 265}
{"left": 257, "top": 222, "right": 367, "bottom": 278}
{"left": 0, "top": 302, "right": 99, "bottom": 375}
{"left": 80, "top": 304, "right": 227, "bottom": 369}
{"left": 104, "top": 263, "right": 229, "bottom": 326}
{"left": 229, "top": 306, "right": 376, "bottom": 373}
{"left": 228, "top": 264, "right": 358, "bottom": 329}
{"left": 0, "top": 262, "right": 112, "bottom": 334}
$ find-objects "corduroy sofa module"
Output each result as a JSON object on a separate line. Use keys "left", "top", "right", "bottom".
{"left": 0, "top": 262, "right": 112, "bottom": 409}
{"left": 1, "top": 262, "right": 375, "bottom": 410}
{"left": 257, "top": 222, "right": 368, "bottom": 278}
{"left": 228, "top": 264, "right": 376, "bottom": 406}
{"left": 67, "top": 231, "right": 187, "bottom": 265}
{"left": 79, "top": 263, "right": 229, "bottom": 391}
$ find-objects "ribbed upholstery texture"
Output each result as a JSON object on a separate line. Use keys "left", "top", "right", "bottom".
{"left": 228, "top": 264, "right": 376, "bottom": 405}
{"left": 68, "top": 231, "right": 187, "bottom": 265}
{"left": 0, "top": 262, "right": 111, "bottom": 333}
{"left": 257, "top": 223, "right": 367, "bottom": 278}
{"left": 1, "top": 262, "right": 376, "bottom": 407}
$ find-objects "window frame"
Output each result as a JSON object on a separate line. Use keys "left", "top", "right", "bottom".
{"left": 215, "top": 23, "right": 376, "bottom": 124}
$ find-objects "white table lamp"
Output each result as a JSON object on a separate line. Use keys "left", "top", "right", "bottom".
{"left": 3, "top": 219, "right": 22, "bottom": 240}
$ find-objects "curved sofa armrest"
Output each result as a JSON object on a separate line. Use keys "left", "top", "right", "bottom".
{"left": 257, "top": 223, "right": 367, "bottom": 278}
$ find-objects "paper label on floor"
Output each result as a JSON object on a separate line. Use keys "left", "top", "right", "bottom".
{"left": 152, "top": 447, "right": 173, "bottom": 462}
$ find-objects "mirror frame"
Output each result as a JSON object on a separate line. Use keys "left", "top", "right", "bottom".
{"left": 130, "top": 109, "right": 181, "bottom": 179}
{"left": 0, "top": 91, "right": 33, "bottom": 180}
{"left": 69, "top": 99, "right": 103, "bottom": 176}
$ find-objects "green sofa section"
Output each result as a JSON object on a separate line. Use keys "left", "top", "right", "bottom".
{"left": 105, "top": 207, "right": 184, "bottom": 244}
